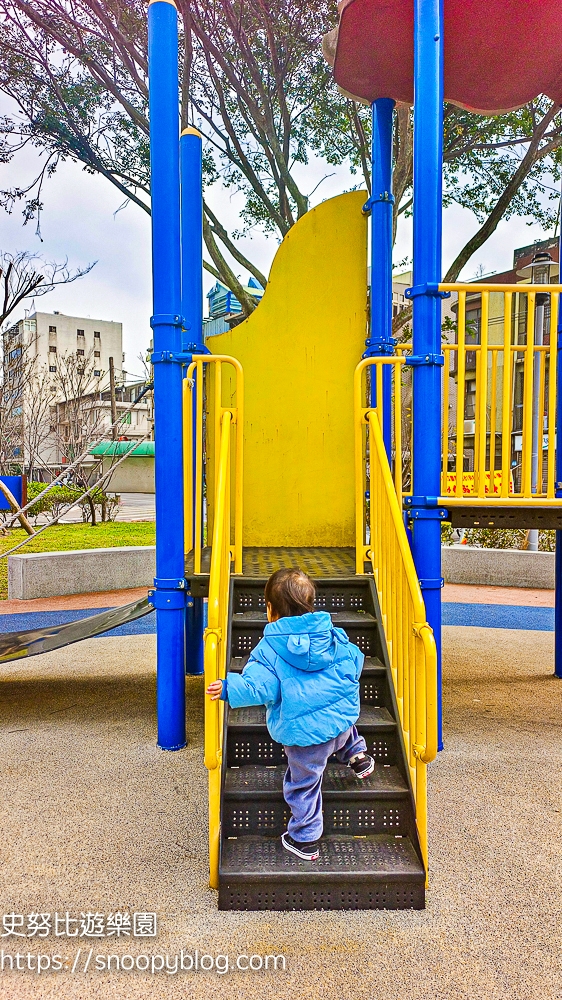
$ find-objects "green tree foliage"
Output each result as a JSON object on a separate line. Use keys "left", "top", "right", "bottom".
{"left": 0, "top": 1, "right": 560, "bottom": 316}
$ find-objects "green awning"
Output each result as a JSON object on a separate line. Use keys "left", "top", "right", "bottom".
{"left": 89, "top": 441, "right": 155, "bottom": 457}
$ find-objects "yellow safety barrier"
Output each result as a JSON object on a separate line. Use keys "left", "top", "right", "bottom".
{"left": 354, "top": 359, "right": 438, "bottom": 876}
{"left": 439, "top": 283, "right": 562, "bottom": 506}
{"left": 183, "top": 355, "right": 244, "bottom": 573}
{"left": 183, "top": 355, "right": 244, "bottom": 889}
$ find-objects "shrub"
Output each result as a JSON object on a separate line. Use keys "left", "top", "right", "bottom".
{"left": 26, "top": 481, "right": 120, "bottom": 525}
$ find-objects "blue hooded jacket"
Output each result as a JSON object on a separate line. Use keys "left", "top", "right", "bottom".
{"left": 221, "top": 612, "right": 364, "bottom": 747}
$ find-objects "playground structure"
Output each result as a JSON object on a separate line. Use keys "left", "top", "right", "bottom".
{"left": 142, "top": 0, "right": 562, "bottom": 909}
{"left": 2, "top": 0, "right": 561, "bottom": 912}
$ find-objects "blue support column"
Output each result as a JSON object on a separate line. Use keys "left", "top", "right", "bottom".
{"left": 555, "top": 183, "right": 562, "bottom": 679}
{"left": 148, "top": 0, "right": 188, "bottom": 749}
{"left": 180, "top": 126, "right": 205, "bottom": 675}
{"left": 409, "top": 0, "right": 445, "bottom": 747}
{"left": 364, "top": 98, "right": 395, "bottom": 457}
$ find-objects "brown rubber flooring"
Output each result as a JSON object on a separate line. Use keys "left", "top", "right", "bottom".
{"left": 0, "top": 625, "right": 560, "bottom": 998}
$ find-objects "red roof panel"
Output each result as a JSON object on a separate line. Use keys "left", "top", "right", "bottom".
{"left": 324, "top": 0, "right": 562, "bottom": 113}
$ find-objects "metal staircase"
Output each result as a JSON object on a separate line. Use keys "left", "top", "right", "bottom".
{"left": 217, "top": 576, "right": 426, "bottom": 911}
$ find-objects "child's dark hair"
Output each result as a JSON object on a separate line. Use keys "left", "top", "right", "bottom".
{"left": 265, "top": 568, "right": 316, "bottom": 619}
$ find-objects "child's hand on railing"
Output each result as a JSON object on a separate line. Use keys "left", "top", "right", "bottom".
{"left": 206, "top": 679, "right": 223, "bottom": 701}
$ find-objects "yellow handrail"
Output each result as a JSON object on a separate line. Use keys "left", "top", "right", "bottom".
{"left": 183, "top": 354, "right": 244, "bottom": 890}
{"left": 440, "top": 283, "right": 562, "bottom": 504}
{"left": 183, "top": 355, "right": 244, "bottom": 573}
{"left": 204, "top": 411, "right": 232, "bottom": 889}
{"left": 355, "top": 358, "right": 438, "bottom": 876}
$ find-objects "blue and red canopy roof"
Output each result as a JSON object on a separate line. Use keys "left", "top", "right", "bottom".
{"left": 324, "top": 0, "right": 562, "bottom": 114}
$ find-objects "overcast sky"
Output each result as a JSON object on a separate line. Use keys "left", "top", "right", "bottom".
{"left": 1, "top": 138, "right": 558, "bottom": 377}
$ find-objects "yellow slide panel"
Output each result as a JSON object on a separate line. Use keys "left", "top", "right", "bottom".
{"left": 208, "top": 191, "right": 368, "bottom": 547}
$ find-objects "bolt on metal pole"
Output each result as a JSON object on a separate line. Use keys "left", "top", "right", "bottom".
{"left": 148, "top": 0, "right": 187, "bottom": 749}
{"left": 411, "top": 0, "right": 444, "bottom": 748}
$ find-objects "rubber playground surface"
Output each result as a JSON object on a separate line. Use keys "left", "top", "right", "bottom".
{"left": 0, "top": 586, "right": 560, "bottom": 999}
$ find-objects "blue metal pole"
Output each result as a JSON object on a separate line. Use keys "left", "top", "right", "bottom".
{"left": 148, "top": 0, "right": 187, "bottom": 749}
{"left": 410, "top": 0, "right": 445, "bottom": 747}
{"left": 365, "top": 98, "right": 395, "bottom": 457}
{"left": 180, "top": 127, "right": 204, "bottom": 355}
{"left": 555, "top": 176, "right": 562, "bottom": 679}
{"left": 180, "top": 126, "right": 205, "bottom": 675}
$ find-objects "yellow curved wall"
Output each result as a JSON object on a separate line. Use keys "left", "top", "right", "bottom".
{"left": 209, "top": 190, "right": 368, "bottom": 547}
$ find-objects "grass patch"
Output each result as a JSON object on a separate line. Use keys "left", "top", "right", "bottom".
{"left": 0, "top": 522, "right": 155, "bottom": 601}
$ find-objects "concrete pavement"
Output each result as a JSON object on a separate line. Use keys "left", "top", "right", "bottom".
{"left": 0, "top": 623, "right": 560, "bottom": 999}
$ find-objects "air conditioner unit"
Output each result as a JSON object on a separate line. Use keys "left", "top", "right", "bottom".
{"left": 463, "top": 420, "right": 476, "bottom": 435}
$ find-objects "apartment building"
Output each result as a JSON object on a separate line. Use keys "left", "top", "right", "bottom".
{"left": 2, "top": 310, "right": 126, "bottom": 474}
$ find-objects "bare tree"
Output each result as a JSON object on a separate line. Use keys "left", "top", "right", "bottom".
{"left": 49, "top": 349, "right": 107, "bottom": 520}
{"left": 0, "top": 250, "right": 95, "bottom": 327}
{"left": 0, "top": 336, "right": 55, "bottom": 477}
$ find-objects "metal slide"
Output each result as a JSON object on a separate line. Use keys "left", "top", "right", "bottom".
{"left": 0, "top": 598, "right": 154, "bottom": 663}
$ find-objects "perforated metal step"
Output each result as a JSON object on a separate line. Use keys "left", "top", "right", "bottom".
{"left": 224, "top": 762, "right": 408, "bottom": 797}
{"left": 218, "top": 573, "right": 426, "bottom": 910}
{"left": 231, "top": 617, "right": 383, "bottom": 659}
{"left": 222, "top": 762, "right": 413, "bottom": 839}
{"left": 226, "top": 705, "right": 398, "bottom": 767}
{"left": 219, "top": 835, "right": 425, "bottom": 911}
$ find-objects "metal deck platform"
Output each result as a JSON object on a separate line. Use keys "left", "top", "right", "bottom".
{"left": 446, "top": 505, "right": 562, "bottom": 530}
{"left": 186, "top": 547, "right": 358, "bottom": 594}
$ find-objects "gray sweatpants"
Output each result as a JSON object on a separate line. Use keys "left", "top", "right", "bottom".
{"left": 283, "top": 724, "right": 367, "bottom": 842}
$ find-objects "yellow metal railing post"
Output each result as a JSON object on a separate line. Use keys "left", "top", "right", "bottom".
{"left": 501, "top": 292, "right": 513, "bottom": 499}
{"left": 476, "top": 291, "right": 489, "bottom": 496}
{"left": 184, "top": 354, "right": 243, "bottom": 890}
{"left": 455, "top": 291, "right": 466, "bottom": 499}
{"left": 522, "top": 292, "right": 536, "bottom": 497}
{"left": 547, "top": 297, "right": 558, "bottom": 497}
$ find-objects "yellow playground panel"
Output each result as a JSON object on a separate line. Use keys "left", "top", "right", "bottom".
{"left": 206, "top": 191, "right": 368, "bottom": 547}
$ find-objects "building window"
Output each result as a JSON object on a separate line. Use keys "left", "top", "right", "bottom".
{"left": 94, "top": 370, "right": 101, "bottom": 377}
{"left": 94, "top": 331, "right": 101, "bottom": 339}
{"left": 513, "top": 369, "right": 524, "bottom": 432}
{"left": 77, "top": 329, "right": 85, "bottom": 337}
{"left": 49, "top": 345, "right": 57, "bottom": 353}
{"left": 77, "top": 368, "right": 84, "bottom": 375}
{"left": 465, "top": 379, "right": 477, "bottom": 420}
{"left": 94, "top": 351, "right": 100, "bottom": 358}
{"left": 49, "top": 325, "right": 57, "bottom": 333}
{"left": 49, "top": 365, "right": 57, "bottom": 373}
{"left": 77, "top": 349, "right": 85, "bottom": 356}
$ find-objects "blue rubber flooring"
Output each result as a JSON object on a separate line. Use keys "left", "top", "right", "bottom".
{"left": 0, "top": 603, "right": 555, "bottom": 635}
{"left": 0, "top": 607, "right": 156, "bottom": 638}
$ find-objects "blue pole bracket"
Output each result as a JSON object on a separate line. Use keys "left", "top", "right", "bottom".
{"left": 362, "top": 190, "right": 396, "bottom": 214}
{"left": 150, "top": 313, "right": 186, "bottom": 328}
{"left": 418, "top": 578, "right": 445, "bottom": 590}
{"left": 363, "top": 339, "right": 397, "bottom": 357}
{"left": 148, "top": 583, "right": 194, "bottom": 611}
{"left": 151, "top": 350, "right": 198, "bottom": 365}
{"left": 404, "top": 353, "right": 444, "bottom": 367}
{"left": 404, "top": 282, "right": 450, "bottom": 300}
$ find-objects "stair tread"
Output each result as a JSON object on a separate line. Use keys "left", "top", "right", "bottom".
{"left": 224, "top": 762, "right": 408, "bottom": 796}
{"left": 229, "top": 655, "right": 385, "bottom": 674}
{"left": 228, "top": 705, "right": 395, "bottom": 728}
{"left": 220, "top": 834, "right": 424, "bottom": 879}
{"left": 232, "top": 611, "right": 376, "bottom": 623}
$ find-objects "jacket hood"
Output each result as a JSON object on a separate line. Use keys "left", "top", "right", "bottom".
{"left": 263, "top": 612, "right": 349, "bottom": 672}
